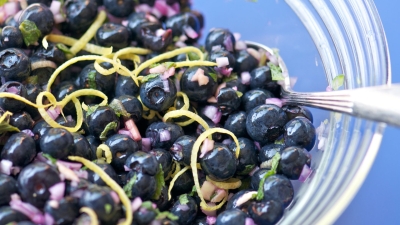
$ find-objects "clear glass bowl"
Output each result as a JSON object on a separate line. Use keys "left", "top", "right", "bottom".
{"left": 193, "top": 0, "right": 390, "bottom": 224}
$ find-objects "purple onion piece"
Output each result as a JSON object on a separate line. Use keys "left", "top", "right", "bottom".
{"left": 245, "top": 217, "right": 256, "bottom": 225}
{"left": 6, "top": 86, "right": 19, "bottom": 94}
{"left": 45, "top": 213, "right": 55, "bottom": 225}
{"left": 141, "top": 137, "right": 152, "bottom": 152}
{"left": 0, "top": 159, "right": 12, "bottom": 175}
{"left": 223, "top": 35, "right": 233, "bottom": 52}
{"left": 162, "top": 79, "right": 170, "bottom": 92}
{"left": 177, "top": 204, "right": 190, "bottom": 211}
{"left": 21, "top": 129, "right": 34, "bottom": 137}
{"left": 206, "top": 216, "right": 217, "bottom": 225}
{"left": 124, "top": 165, "right": 131, "bottom": 172}
{"left": 222, "top": 138, "right": 233, "bottom": 146}
{"left": 49, "top": 182, "right": 65, "bottom": 201}
{"left": 202, "top": 105, "right": 218, "bottom": 121}
{"left": 159, "top": 129, "right": 171, "bottom": 142}
{"left": 241, "top": 71, "right": 251, "bottom": 85}
{"left": 211, "top": 111, "right": 222, "bottom": 124}
{"left": 131, "top": 197, "right": 143, "bottom": 213}
{"left": 265, "top": 98, "right": 283, "bottom": 108}
{"left": 254, "top": 142, "right": 261, "bottom": 150}
{"left": 56, "top": 160, "right": 82, "bottom": 171}
{"left": 298, "top": 164, "right": 312, "bottom": 182}
{"left": 10, "top": 198, "right": 45, "bottom": 224}
{"left": 183, "top": 25, "right": 198, "bottom": 39}
{"left": 248, "top": 166, "right": 260, "bottom": 176}
{"left": 110, "top": 191, "right": 120, "bottom": 204}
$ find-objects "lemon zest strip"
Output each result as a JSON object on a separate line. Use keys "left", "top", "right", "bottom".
{"left": 205, "top": 176, "right": 242, "bottom": 190}
{"left": 168, "top": 165, "right": 190, "bottom": 200}
{"left": 79, "top": 207, "right": 99, "bottom": 225}
{"left": 96, "top": 144, "right": 112, "bottom": 164}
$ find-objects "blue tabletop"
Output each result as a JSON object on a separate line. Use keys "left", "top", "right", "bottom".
{"left": 192, "top": 0, "right": 399, "bottom": 224}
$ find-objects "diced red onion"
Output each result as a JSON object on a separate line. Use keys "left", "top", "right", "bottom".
{"left": 211, "top": 45, "right": 222, "bottom": 51}
{"left": 216, "top": 57, "right": 229, "bottom": 68}
{"left": 245, "top": 218, "right": 256, "bottom": 225}
{"left": 214, "top": 67, "right": 233, "bottom": 77}
{"left": 191, "top": 68, "right": 209, "bottom": 86}
{"left": 200, "top": 181, "right": 217, "bottom": 201}
{"left": 74, "top": 170, "right": 88, "bottom": 179}
{"left": 207, "top": 96, "right": 217, "bottom": 103}
{"left": 66, "top": 115, "right": 73, "bottom": 122}
{"left": 48, "top": 200, "right": 59, "bottom": 209}
{"left": 152, "top": 203, "right": 157, "bottom": 209}
{"left": 135, "top": 4, "right": 152, "bottom": 13}
{"left": 121, "top": 20, "right": 128, "bottom": 26}
{"left": 131, "top": 197, "right": 143, "bottom": 213}
{"left": 0, "top": 2, "right": 19, "bottom": 23}
{"left": 161, "top": 67, "right": 175, "bottom": 80}
{"left": 231, "top": 86, "right": 238, "bottom": 91}
{"left": 145, "top": 13, "right": 158, "bottom": 23}
{"left": 249, "top": 166, "right": 260, "bottom": 176}
{"left": 241, "top": 71, "right": 251, "bottom": 85}
{"left": 227, "top": 193, "right": 234, "bottom": 201}
{"left": 254, "top": 141, "right": 261, "bottom": 150}
{"left": 149, "top": 64, "right": 167, "bottom": 74}
{"left": 235, "top": 191, "right": 257, "bottom": 207}
{"left": 326, "top": 86, "right": 333, "bottom": 92}
{"left": 150, "top": 220, "right": 162, "bottom": 225}
{"left": 56, "top": 161, "right": 80, "bottom": 182}
{"left": 21, "top": 129, "right": 34, "bottom": 136}
{"left": 265, "top": 51, "right": 278, "bottom": 66}
{"left": 183, "top": 26, "right": 198, "bottom": 39}
{"left": 11, "top": 193, "right": 20, "bottom": 201}
{"left": 202, "top": 105, "right": 218, "bottom": 121}
{"left": 141, "top": 137, "right": 152, "bottom": 152}
{"left": 110, "top": 191, "right": 120, "bottom": 204}
{"left": 223, "top": 36, "right": 233, "bottom": 52}
{"left": 151, "top": 7, "right": 162, "bottom": 18}
{"left": 45, "top": 213, "right": 55, "bottom": 225}
{"left": 56, "top": 160, "right": 82, "bottom": 171}
{"left": 6, "top": 86, "right": 19, "bottom": 94}
{"left": 177, "top": 204, "right": 190, "bottom": 211}
{"left": 247, "top": 48, "right": 261, "bottom": 61}
{"left": 155, "top": 29, "right": 166, "bottom": 37}
{"left": 233, "top": 32, "right": 241, "bottom": 41}
{"left": 299, "top": 164, "right": 312, "bottom": 182}
{"left": 0, "top": 159, "right": 12, "bottom": 175}
{"left": 166, "top": 5, "right": 178, "bottom": 17}
{"left": 49, "top": 182, "right": 65, "bottom": 201}
{"left": 154, "top": 0, "right": 168, "bottom": 15}
{"left": 222, "top": 138, "right": 232, "bottom": 146}
{"left": 13, "top": 10, "right": 23, "bottom": 21}
{"left": 235, "top": 40, "right": 247, "bottom": 51}
{"left": 162, "top": 79, "right": 170, "bottom": 92}
{"left": 207, "top": 216, "right": 217, "bottom": 225}
{"left": 54, "top": 14, "right": 66, "bottom": 24}
{"left": 118, "top": 129, "right": 134, "bottom": 139}
{"left": 170, "top": 2, "right": 180, "bottom": 12}
{"left": 201, "top": 202, "right": 216, "bottom": 217}
{"left": 47, "top": 106, "right": 61, "bottom": 120}
{"left": 212, "top": 111, "right": 222, "bottom": 124}
{"left": 3, "top": 37, "right": 8, "bottom": 42}
{"left": 179, "top": 34, "right": 188, "bottom": 42}
{"left": 159, "top": 129, "right": 171, "bottom": 142}
{"left": 50, "top": 0, "right": 61, "bottom": 15}
{"left": 199, "top": 138, "right": 214, "bottom": 158}
{"left": 265, "top": 98, "right": 283, "bottom": 108}
{"left": 210, "top": 189, "right": 227, "bottom": 203}
{"left": 10, "top": 198, "right": 45, "bottom": 224}
{"left": 70, "top": 189, "right": 84, "bottom": 198}
{"left": 125, "top": 119, "right": 141, "bottom": 141}
{"left": 11, "top": 166, "right": 21, "bottom": 176}
{"left": 214, "top": 82, "right": 226, "bottom": 97}
{"left": 124, "top": 165, "right": 131, "bottom": 172}
{"left": 175, "top": 41, "right": 187, "bottom": 48}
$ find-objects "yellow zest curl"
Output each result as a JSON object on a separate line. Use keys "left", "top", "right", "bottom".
{"left": 96, "top": 144, "right": 112, "bottom": 164}
{"left": 174, "top": 61, "right": 217, "bottom": 68}
{"left": 168, "top": 165, "right": 190, "bottom": 200}
{"left": 206, "top": 176, "right": 242, "bottom": 190}
{"left": 79, "top": 207, "right": 99, "bottom": 225}
{"left": 68, "top": 156, "right": 132, "bottom": 225}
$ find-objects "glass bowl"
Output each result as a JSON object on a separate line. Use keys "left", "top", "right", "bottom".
{"left": 193, "top": 0, "right": 390, "bottom": 224}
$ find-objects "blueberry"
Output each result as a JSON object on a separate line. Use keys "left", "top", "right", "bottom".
{"left": 126, "top": 12, "right": 161, "bottom": 42}
{"left": 284, "top": 117, "right": 316, "bottom": 150}
{"left": 1, "top": 132, "right": 36, "bottom": 168}
{"left": 105, "top": 134, "right": 140, "bottom": 173}
{"left": 223, "top": 111, "right": 247, "bottom": 138}
{"left": 170, "top": 135, "right": 196, "bottom": 166}
{"left": 249, "top": 66, "right": 280, "bottom": 95}
{"left": 33, "top": 42, "right": 67, "bottom": 65}
{"left": 216, "top": 208, "right": 247, "bottom": 225}
{"left": 140, "top": 76, "right": 177, "bottom": 112}
{"left": 1, "top": 26, "right": 23, "bottom": 49}
{"left": 145, "top": 121, "right": 184, "bottom": 149}
{"left": 282, "top": 105, "right": 313, "bottom": 123}
{"left": 171, "top": 169, "right": 194, "bottom": 196}
{"left": 217, "top": 87, "right": 241, "bottom": 115}
{"left": 29, "top": 56, "right": 56, "bottom": 86}
{"left": 278, "top": 146, "right": 311, "bottom": 180}
{"left": 116, "top": 95, "right": 143, "bottom": 122}
{"left": 65, "top": 0, "right": 98, "bottom": 36}
{"left": 180, "top": 66, "right": 218, "bottom": 102}
{"left": 226, "top": 189, "right": 254, "bottom": 212}
{"left": 79, "top": 63, "right": 116, "bottom": 96}
{"left": 141, "top": 28, "right": 173, "bottom": 52}
{"left": 247, "top": 200, "right": 284, "bottom": 225}
{"left": 259, "top": 143, "right": 285, "bottom": 169}
{"left": 86, "top": 106, "right": 120, "bottom": 139}
{"left": 207, "top": 47, "right": 236, "bottom": 68}
{"left": 95, "top": 23, "right": 131, "bottom": 50}
{"left": 18, "top": 3, "right": 55, "bottom": 37}
{"left": 0, "top": 206, "right": 29, "bottom": 224}
{"left": 134, "top": 205, "right": 157, "bottom": 225}
{"left": 262, "top": 174, "right": 294, "bottom": 208}
{"left": 40, "top": 128, "right": 75, "bottom": 160}
{"left": 235, "top": 49, "right": 259, "bottom": 74}
{"left": 153, "top": 186, "right": 170, "bottom": 211}
{"left": 229, "top": 137, "right": 258, "bottom": 176}
{"left": 170, "top": 194, "right": 198, "bottom": 225}
{"left": 115, "top": 75, "right": 140, "bottom": 98}
{"left": 250, "top": 168, "right": 269, "bottom": 190}
{"left": 0, "top": 174, "right": 17, "bottom": 206}
{"left": 241, "top": 89, "right": 274, "bottom": 113}
{"left": 9, "top": 111, "right": 34, "bottom": 131}
{"left": 125, "top": 151, "right": 159, "bottom": 176}
{"left": 86, "top": 135, "right": 101, "bottom": 158}
{"left": 103, "top": 0, "right": 134, "bottom": 17}
{"left": 17, "top": 162, "right": 61, "bottom": 208}
{"left": 246, "top": 104, "right": 287, "bottom": 144}
{"left": 0, "top": 48, "right": 31, "bottom": 82}
{"left": 165, "top": 12, "right": 201, "bottom": 41}
{"left": 149, "top": 148, "right": 173, "bottom": 178}
{"left": 27, "top": 0, "right": 52, "bottom": 6}
{"left": 71, "top": 133, "right": 95, "bottom": 160}
{"left": 87, "top": 161, "right": 119, "bottom": 186}
{"left": 44, "top": 197, "right": 80, "bottom": 225}
{"left": 200, "top": 143, "right": 237, "bottom": 181}
{"left": 53, "top": 81, "right": 78, "bottom": 117}
{"left": 205, "top": 28, "right": 236, "bottom": 53}
{"left": 126, "top": 170, "right": 156, "bottom": 200}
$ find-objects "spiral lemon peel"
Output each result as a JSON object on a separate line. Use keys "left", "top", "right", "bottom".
{"left": 174, "top": 61, "right": 217, "bottom": 68}
{"left": 0, "top": 93, "right": 47, "bottom": 108}
{"left": 68, "top": 156, "right": 132, "bottom": 225}
{"left": 163, "top": 110, "right": 209, "bottom": 135}
{"left": 79, "top": 207, "right": 99, "bottom": 225}
{"left": 206, "top": 176, "right": 242, "bottom": 190}
{"left": 168, "top": 165, "right": 190, "bottom": 201}
{"left": 96, "top": 144, "right": 112, "bottom": 164}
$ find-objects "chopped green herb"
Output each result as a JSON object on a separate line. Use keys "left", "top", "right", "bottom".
{"left": 149, "top": 63, "right": 162, "bottom": 68}
{"left": 26, "top": 75, "right": 39, "bottom": 85}
{"left": 209, "top": 72, "right": 218, "bottom": 82}
{"left": 123, "top": 173, "right": 137, "bottom": 198}
{"left": 156, "top": 211, "right": 179, "bottom": 221}
{"left": 0, "top": 119, "right": 20, "bottom": 135}
{"left": 152, "top": 164, "right": 165, "bottom": 200}
{"left": 332, "top": 74, "right": 345, "bottom": 90}
{"left": 104, "top": 204, "right": 112, "bottom": 214}
{"left": 43, "top": 153, "right": 57, "bottom": 164}
{"left": 187, "top": 52, "right": 200, "bottom": 61}
{"left": 189, "top": 185, "right": 197, "bottom": 196}
{"left": 272, "top": 48, "right": 280, "bottom": 58}
{"left": 87, "top": 71, "right": 97, "bottom": 90}
{"left": 0, "top": 0, "right": 7, "bottom": 6}
{"left": 173, "top": 36, "right": 180, "bottom": 42}
{"left": 256, "top": 152, "right": 281, "bottom": 200}
{"left": 99, "top": 121, "right": 118, "bottom": 141}
{"left": 164, "top": 62, "right": 176, "bottom": 69}
{"left": 141, "top": 73, "right": 160, "bottom": 83}
{"left": 268, "top": 62, "right": 284, "bottom": 81}
{"left": 179, "top": 194, "right": 189, "bottom": 205}
{"left": 242, "top": 164, "right": 256, "bottom": 175}
{"left": 109, "top": 99, "right": 131, "bottom": 118}
{"left": 274, "top": 138, "right": 284, "bottom": 145}
{"left": 222, "top": 73, "right": 238, "bottom": 83}
{"left": 19, "top": 20, "right": 42, "bottom": 46}
{"left": 140, "top": 201, "right": 153, "bottom": 210}
{"left": 56, "top": 43, "right": 73, "bottom": 55}
{"left": 236, "top": 91, "right": 243, "bottom": 98}
{"left": 238, "top": 176, "right": 252, "bottom": 191}
{"left": 84, "top": 104, "right": 100, "bottom": 118}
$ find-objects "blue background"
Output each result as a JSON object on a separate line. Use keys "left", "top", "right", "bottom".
{"left": 192, "top": 0, "right": 399, "bottom": 224}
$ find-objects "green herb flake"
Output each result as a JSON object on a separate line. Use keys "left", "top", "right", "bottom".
{"left": 140, "top": 201, "right": 153, "bottom": 210}
{"left": 109, "top": 99, "right": 131, "bottom": 118}
{"left": 332, "top": 74, "right": 345, "bottom": 90}
{"left": 189, "top": 185, "right": 197, "bottom": 196}
{"left": 123, "top": 173, "right": 137, "bottom": 198}
{"left": 84, "top": 104, "right": 100, "bottom": 117}
{"left": 141, "top": 73, "right": 160, "bottom": 83}
{"left": 222, "top": 73, "right": 238, "bottom": 83}
{"left": 274, "top": 138, "right": 284, "bottom": 145}
{"left": 156, "top": 211, "right": 179, "bottom": 221}
{"left": 179, "top": 194, "right": 189, "bottom": 205}
{"left": 0, "top": 0, "right": 7, "bottom": 6}
{"left": 26, "top": 75, "right": 39, "bottom": 85}
{"left": 43, "top": 153, "right": 57, "bottom": 164}
{"left": 0, "top": 121, "right": 19, "bottom": 135}
{"left": 87, "top": 71, "right": 97, "bottom": 90}
{"left": 236, "top": 91, "right": 243, "bottom": 98}
{"left": 209, "top": 72, "right": 218, "bottom": 82}
{"left": 149, "top": 63, "right": 162, "bottom": 68}
{"left": 268, "top": 62, "right": 284, "bottom": 81}
{"left": 99, "top": 121, "right": 118, "bottom": 141}
{"left": 19, "top": 20, "right": 42, "bottom": 46}
{"left": 56, "top": 43, "right": 73, "bottom": 54}
{"left": 164, "top": 62, "right": 176, "bottom": 69}
{"left": 104, "top": 204, "right": 112, "bottom": 214}
{"left": 187, "top": 52, "right": 200, "bottom": 61}
{"left": 256, "top": 152, "right": 281, "bottom": 200}
{"left": 152, "top": 164, "right": 165, "bottom": 200}
{"left": 241, "top": 165, "right": 255, "bottom": 175}
{"left": 173, "top": 36, "right": 180, "bottom": 42}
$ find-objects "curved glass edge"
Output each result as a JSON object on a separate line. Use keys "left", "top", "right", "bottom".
{"left": 281, "top": 0, "right": 390, "bottom": 224}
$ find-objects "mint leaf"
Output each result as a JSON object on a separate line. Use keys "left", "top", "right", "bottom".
{"left": 56, "top": 43, "right": 73, "bottom": 54}
{"left": 149, "top": 63, "right": 162, "bottom": 68}
{"left": 256, "top": 152, "right": 280, "bottom": 200}
{"left": 109, "top": 99, "right": 131, "bottom": 118}
{"left": 99, "top": 121, "right": 118, "bottom": 141}
{"left": 84, "top": 104, "right": 100, "bottom": 117}
{"left": 179, "top": 194, "right": 189, "bottom": 205}
{"left": 164, "top": 62, "right": 175, "bottom": 69}
{"left": 242, "top": 164, "right": 255, "bottom": 175}
{"left": 187, "top": 52, "right": 200, "bottom": 61}
{"left": 0, "top": 0, "right": 7, "bottom": 6}
{"left": 332, "top": 74, "right": 345, "bottom": 90}
{"left": 236, "top": 91, "right": 243, "bottom": 98}
{"left": 189, "top": 185, "right": 197, "bottom": 196}
{"left": 43, "top": 153, "right": 57, "bottom": 164}
{"left": 19, "top": 20, "right": 42, "bottom": 46}
{"left": 104, "top": 204, "right": 112, "bottom": 214}
{"left": 123, "top": 173, "right": 137, "bottom": 198}
{"left": 87, "top": 71, "right": 97, "bottom": 89}
{"left": 268, "top": 62, "right": 284, "bottom": 81}
{"left": 140, "top": 201, "right": 153, "bottom": 210}
{"left": 26, "top": 75, "right": 39, "bottom": 85}
{"left": 0, "top": 121, "right": 20, "bottom": 135}
{"left": 141, "top": 73, "right": 160, "bottom": 83}
{"left": 222, "top": 73, "right": 238, "bottom": 83}
{"left": 152, "top": 164, "right": 165, "bottom": 200}
{"left": 274, "top": 138, "right": 284, "bottom": 145}
{"left": 209, "top": 72, "right": 217, "bottom": 82}
{"left": 156, "top": 211, "right": 179, "bottom": 221}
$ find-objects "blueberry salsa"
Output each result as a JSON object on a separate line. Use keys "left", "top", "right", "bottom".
{"left": 0, "top": 0, "right": 317, "bottom": 225}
